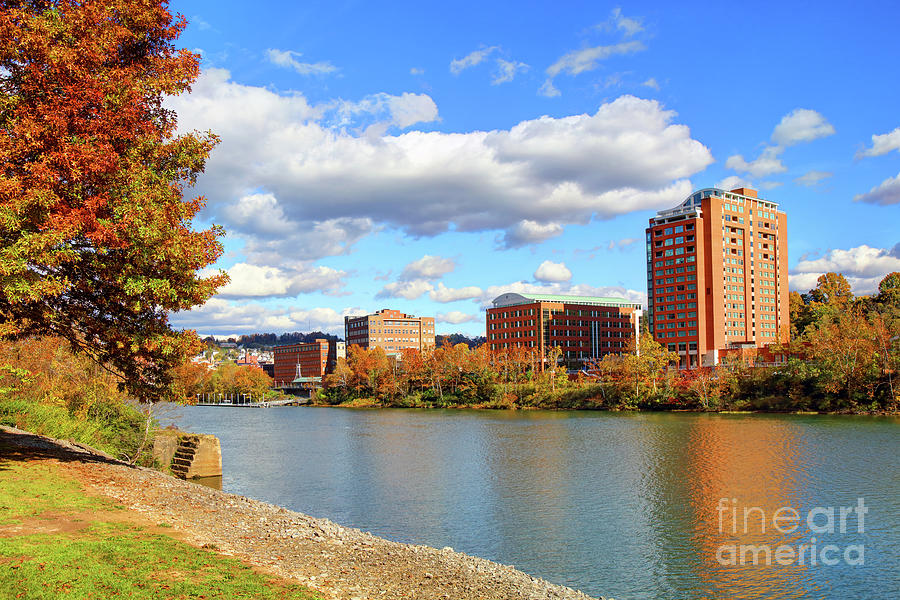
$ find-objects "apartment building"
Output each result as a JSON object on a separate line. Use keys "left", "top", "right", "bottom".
{"left": 272, "top": 339, "right": 346, "bottom": 386}
{"left": 645, "top": 187, "right": 788, "bottom": 368}
{"left": 344, "top": 309, "right": 436, "bottom": 356}
{"left": 486, "top": 293, "right": 643, "bottom": 368}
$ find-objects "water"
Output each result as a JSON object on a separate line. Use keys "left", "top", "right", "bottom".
{"left": 163, "top": 406, "right": 899, "bottom": 599}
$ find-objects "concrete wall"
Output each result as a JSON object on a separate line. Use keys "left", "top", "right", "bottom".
{"left": 153, "top": 430, "right": 222, "bottom": 479}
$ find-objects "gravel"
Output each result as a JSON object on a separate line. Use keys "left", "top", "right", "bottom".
{"left": 1, "top": 426, "right": 608, "bottom": 600}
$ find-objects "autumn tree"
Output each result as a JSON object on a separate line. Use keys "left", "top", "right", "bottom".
{"left": 0, "top": 0, "right": 225, "bottom": 401}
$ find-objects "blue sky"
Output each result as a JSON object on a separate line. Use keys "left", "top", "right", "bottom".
{"left": 166, "top": 0, "right": 900, "bottom": 338}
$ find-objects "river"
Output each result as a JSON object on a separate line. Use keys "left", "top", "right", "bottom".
{"left": 163, "top": 406, "right": 899, "bottom": 599}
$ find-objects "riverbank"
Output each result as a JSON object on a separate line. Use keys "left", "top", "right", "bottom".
{"left": 311, "top": 395, "right": 897, "bottom": 416}
{"left": 0, "top": 425, "right": 605, "bottom": 600}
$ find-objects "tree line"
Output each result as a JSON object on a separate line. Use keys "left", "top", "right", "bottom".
{"left": 318, "top": 272, "right": 899, "bottom": 413}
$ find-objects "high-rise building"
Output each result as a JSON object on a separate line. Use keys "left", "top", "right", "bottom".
{"left": 344, "top": 309, "right": 435, "bottom": 356}
{"left": 272, "top": 339, "right": 345, "bottom": 387}
{"left": 645, "top": 187, "right": 788, "bottom": 368}
{"left": 486, "top": 293, "right": 643, "bottom": 369}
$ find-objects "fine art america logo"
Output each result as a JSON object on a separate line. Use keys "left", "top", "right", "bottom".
{"left": 715, "top": 498, "right": 867, "bottom": 566}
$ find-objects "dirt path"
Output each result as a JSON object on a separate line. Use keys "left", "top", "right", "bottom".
{"left": 0, "top": 426, "right": 607, "bottom": 600}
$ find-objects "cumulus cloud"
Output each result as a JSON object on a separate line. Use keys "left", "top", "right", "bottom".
{"left": 853, "top": 172, "right": 900, "bottom": 206}
{"left": 534, "top": 260, "right": 572, "bottom": 282}
{"left": 266, "top": 49, "right": 337, "bottom": 76}
{"left": 725, "top": 109, "right": 834, "bottom": 180}
{"left": 716, "top": 175, "right": 754, "bottom": 190}
{"left": 499, "top": 220, "right": 564, "bottom": 249}
{"left": 375, "top": 279, "right": 435, "bottom": 300}
{"left": 170, "top": 74, "right": 713, "bottom": 257}
{"left": 399, "top": 255, "right": 456, "bottom": 280}
{"left": 493, "top": 59, "right": 529, "bottom": 85}
{"left": 771, "top": 109, "right": 835, "bottom": 146}
{"left": 436, "top": 311, "right": 479, "bottom": 324}
{"left": 790, "top": 244, "right": 900, "bottom": 295}
{"left": 546, "top": 41, "right": 645, "bottom": 78}
{"left": 332, "top": 92, "right": 439, "bottom": 129}
{"left": 725, "top": 146, "right": 787, "bottom": 178}
{"left": 795, "top": 170, "right": 833, "bottom": 187}
{"left": 450, "top": 46, "right": 498, "bottom": 74}
{"left": 857, "top": 126, "right": 900, "bottom": 158}
{"left": 429, "top": 283, "right": 484, "bottom": 303}
{"left": 641, "top": 77, "right": 660, "bottom": 90}
{"left": 213, "top": 263, "right": 348, "bottom": 298}
{"left": 171, "top": 299, "right": 351, "bottom": 335}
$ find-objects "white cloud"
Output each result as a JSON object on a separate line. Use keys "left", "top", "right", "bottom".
{"left": 334, "top": 92, "right": 439, "bottom": 129}
{"left": 493, "top": 59, "right": 529, "bottom": 85}
{"left": 853, "top": 172, "right": 900, "bottom": 206}
{"left": 725, "top": 146, "right": 787, "bottom": 178}
{"left": 609, "top": 8, "right": 644, "bottom": 37}
{"left": 170, "top": 75, "right": 713, "bottom": 256}
{"left": 716, "top": 175, "right": 754, "bottom": 190}
{"left": 546, "top": 41, "right": 645, "bottom": 78}
{"left": 399, "top": 255, "right": 456, "bottom": 280}
{"left": 795, "top": 170, "right": 833, "bottom": 187}
{"left": 450, "top": 46, "right": 498, "bottom": 74}
{"left": 538, "top": 79, "right": 561, "bottom": 98}
{"left": 534, "top": 260, "right": 572, "bottom": 282}
{"left": 266, "top": 49, "right": 337, "bottom": 76}
{"left": 790, "top": 244, "right": 900, "bottom": 295}
{"left": 213, "top": 263, "right": 348, "bottom": 298}
{"left": 171, "top": 299, "right": 351, "bottom": 335}
{"left": 375, "top": 280, "right": 435, "bottom": 300}
{"left": 410, "top": 67, "right": 424, "bottom": 75}
{"left": 607, "top": 237, "right": 638, "bottom": 251}
{"left": 436, "top": 311, "right": 479, "bottom": 324}
{"left": 429, "top": 283, "right": 484, "bottom": 303}
{"left": 499, "top": 220, "right": 564, "bottom": 249}
{"left": 770, "top": 108, "right": 835, "bottom": 146}
{"left": 191, "top": 15, "right": 211, "bottom": 31}
{"left": 641, "top": 77, "right": 660, "bottom": 90}
{"left": 857, "top": 126, "right": 900, "bottom": 158}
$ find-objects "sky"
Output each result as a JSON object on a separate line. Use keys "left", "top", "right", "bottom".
{"left": 165, "top": 0, "right": 900, "bottom": 339}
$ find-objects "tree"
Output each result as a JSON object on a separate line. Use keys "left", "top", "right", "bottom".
{"left": 876, "top": 271, "right": 900, "bottom": 311}
{"left": 0, "top": 1, "right": 226, "bottom": 401}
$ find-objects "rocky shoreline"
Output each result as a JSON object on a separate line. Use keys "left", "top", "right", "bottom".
{"left": 0, "top": 426, "right": 607, "bottom": 600}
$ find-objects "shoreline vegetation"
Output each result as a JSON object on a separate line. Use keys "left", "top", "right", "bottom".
{"left": 0, "top": 426, "right": 604, "bottom": 600}
{"left": 315, "top": 272, "right": 899, "bottom": 416}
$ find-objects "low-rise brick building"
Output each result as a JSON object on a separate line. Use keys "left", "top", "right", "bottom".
{"left": 344, "top": 309, "right": 435, "bottom": 356}
{"left": 272, "top": 339, "right": 345, "bottom": 386}
{"left": 486, "top": 293, "right": 643, "bottom": 368}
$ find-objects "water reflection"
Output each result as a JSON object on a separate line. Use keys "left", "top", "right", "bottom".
{"left": 684, "top": 416, "right": 813, "bottom": 599}
{"left": 163, "top": 407, "right": 899, "bottom": 600}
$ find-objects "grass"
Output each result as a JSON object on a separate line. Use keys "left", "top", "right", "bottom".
{"left": 0, "top": 396, "right": 152, "bottom": 463}
{"left": 0, "top": 460, "right": 320, "bottom": 600}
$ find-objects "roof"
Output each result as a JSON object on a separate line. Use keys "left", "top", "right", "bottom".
{"left": 492, "top": 292, "right": 642, "bottom": 309}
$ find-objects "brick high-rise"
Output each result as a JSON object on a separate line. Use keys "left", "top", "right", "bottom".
{"left": 646, "top": 187, "right": 788, "bottom": 368}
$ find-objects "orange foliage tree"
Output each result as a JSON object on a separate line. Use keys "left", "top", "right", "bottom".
{"left": 0, "top": 0, "right": 225, "bottom": 401}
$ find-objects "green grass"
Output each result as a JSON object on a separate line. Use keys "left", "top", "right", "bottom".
{"left": 0, "top": 460, "right": 320, "bottom": 600}
{"left": 0, "top": 396, "right": 152, "bottom": 463}
{"left": 0, "top": 461, "right": 111, "bottom": 526}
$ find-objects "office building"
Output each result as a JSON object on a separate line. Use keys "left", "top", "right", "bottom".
{"left": 646, "top": 187, "right": 788, "bottom": 367}
{"left": 486, "top": 293, "right": 643, "bottom": 368}
{"left": 273, "top": 339, "right": 345, "bottom": 386}
{"left": 344, "top": 309, "right": 435, "bottom": 356}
